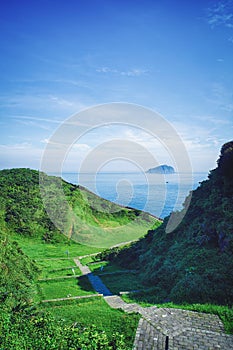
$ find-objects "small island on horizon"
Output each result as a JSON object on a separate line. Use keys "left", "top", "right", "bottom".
{"left": 146, "top": 164, "right": 175, "bottom": 174}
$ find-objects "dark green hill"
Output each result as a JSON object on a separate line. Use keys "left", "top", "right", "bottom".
{"left": 0, "top": 168, "right": 159, "bottom": 247}
{"left": 105, "top": 142, "right": 233, "bottom": 305}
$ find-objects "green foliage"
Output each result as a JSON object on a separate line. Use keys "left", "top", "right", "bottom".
{"left": 110, "top": 142, "right": 233, "bottom": 306}
{"left": 43, "top": 297, "right": 139, "bottom": 347}
{"left": 0, "top": 231, "right": 38, "bottom": 312}
{"left": 0, "top": 309, "right": 130, "bottom": 349}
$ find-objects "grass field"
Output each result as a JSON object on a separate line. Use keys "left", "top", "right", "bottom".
{"left": 36, "top": 259, "right": 81, "bottom": 279}
{"left": 42, "top": 297, "right": 140, "bottom": 346}
{"left": 38, "top": 276, "right": 96, "bottom": 300}
{"left": 11, "top": 234, "right": 140, "bottom": 348}
{"left": 13, "top": 235, "right": 103, "bottom": 259}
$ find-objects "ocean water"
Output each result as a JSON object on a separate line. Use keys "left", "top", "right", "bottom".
{"left": 60, "top": 172, "right": 208, "bottom": 219}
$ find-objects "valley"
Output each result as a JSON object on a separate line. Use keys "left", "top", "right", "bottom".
{"left": 1, "top": 142, "right": 233, "bottom": 349}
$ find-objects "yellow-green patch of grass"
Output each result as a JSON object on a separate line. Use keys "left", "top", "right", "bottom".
{"left": 13, "top": 235, "right": 103, "bottom": 259}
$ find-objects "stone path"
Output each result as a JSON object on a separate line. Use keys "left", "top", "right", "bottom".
{"left": 105, "top": 296, "right": 233, "bottom": 350}
{"left": 75, "top": 258, "right": 233, "bottom": 350}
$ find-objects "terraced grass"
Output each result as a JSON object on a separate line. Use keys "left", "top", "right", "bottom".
{"left": 79, "top": 255, "right": 98, "bottom": 265}
{"left": 36, "top": 258, "right": 77, "bottom": 269}
{"left": 38, "top": 276, "right": 96, "bottom": 300}
{"left": 36, "top": 259, "right": 81, "bottom": 279}
{"left": 11, "top": 229, "right": 143, "bottom": 346}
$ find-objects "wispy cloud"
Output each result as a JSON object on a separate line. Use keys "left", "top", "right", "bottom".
{"left": 15, "top": 119, "right": 51, "bottom": 130}
{"left": 96, "top": 67, "right": 148, "bottom": 77}
{"left": 50, "top": 95, "right": 74, "bottom": 107}
{"left": 194, "top": 114, "right": 231, "bottom": 126}
{"left": 11, "top": 77, "right": 89, "bottom": 89}
{"left": 0, "top": 142, "right": 32, "bottom": 150}
{"left": 206, "top": 82, "right": 233, "bottom": 112}
{"left": 11, "top": 115, "right": 64, "bottom": 125}
{"left": 120, "top": 69, "right": 148, "bottom": 77}
{"left": 0, "top": 142, "right": 42, "bottom": 169}
{"left": 0, "top": 94, "right": 88, "bottom": 117}
{"left": 171, "top": 120, "right": 224, "bottom": 171}
{"left": 96, "top": 67, "right": 118, "bottom": 74}
{"left": 205, "top": 0, "right": 233, "bottom": 28}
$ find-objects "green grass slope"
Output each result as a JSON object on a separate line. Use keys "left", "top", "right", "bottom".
{"left": 0, "top": 229, "right": 139, "bottom": 349}
{"left": 0, "top": 168, "right": 160, "bottom": 248}
{"left": 104, "top": 142, "right": 233, "bottom": 306}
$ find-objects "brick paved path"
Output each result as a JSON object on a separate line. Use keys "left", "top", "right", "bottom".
{"left": 105, "top": 296, "right": 233, "bottom": 350}
{"left": 76, "top": 257, "right": 233, "bottom": 350}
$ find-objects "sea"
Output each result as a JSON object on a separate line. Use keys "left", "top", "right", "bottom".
{"left": 59, "top": 172, "right": 208, "bottom": 219}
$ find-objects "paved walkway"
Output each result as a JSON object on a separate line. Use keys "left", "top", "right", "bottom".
{"left": 75, "top": 258, "right": 233, "bottom": 350}
{"left": 105, "top": 296, "right": 233, "bottom": 350}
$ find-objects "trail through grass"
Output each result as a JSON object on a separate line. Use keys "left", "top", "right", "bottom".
{"left": 11, "top": 234, "right": 140, "bottom": 348}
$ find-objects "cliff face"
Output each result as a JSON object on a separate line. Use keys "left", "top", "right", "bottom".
{"left": 114, "top": 142, "right": 233, "bottom": 305}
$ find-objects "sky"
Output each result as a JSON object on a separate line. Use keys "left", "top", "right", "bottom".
{"left": 0, "top": 0, "right": 233, "bottom": 174}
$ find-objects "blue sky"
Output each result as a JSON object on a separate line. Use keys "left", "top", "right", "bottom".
{"left": 0, "top": 0, "right": 232, "bottom": 173}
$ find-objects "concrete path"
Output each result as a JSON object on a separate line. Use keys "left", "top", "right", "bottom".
{"left": 42, "top": 294, "right": 102, "bottom": 303}
{"left": 75, "top": 258, "right": 233, "bottom": 350}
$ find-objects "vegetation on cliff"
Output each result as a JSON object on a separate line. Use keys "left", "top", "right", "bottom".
{"left": 103, "top": 142, "right": 233, "bottom": 305}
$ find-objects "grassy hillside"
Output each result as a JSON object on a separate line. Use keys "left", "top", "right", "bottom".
{"left": 0, "top": 229, "right": 139, "bottom": 349}
{"left": 0, "top": 168, "right": 160, "bottom": 248}
{"left": 0, "top": 167, "right": 157, "bottom": 348}
{"left": 103, "top": 142, "right": 233, "bottom": 306}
